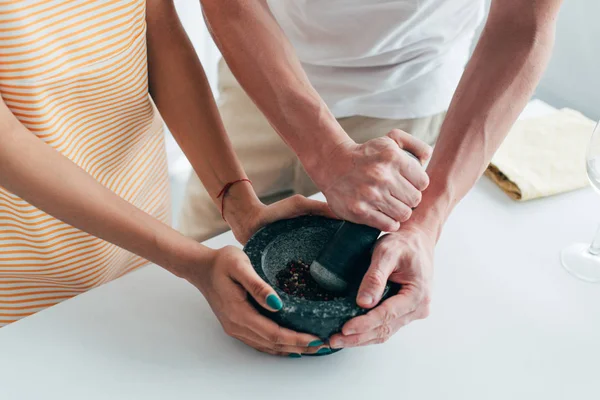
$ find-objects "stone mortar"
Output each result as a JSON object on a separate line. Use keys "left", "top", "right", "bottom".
{"left": 244, "top": 216, "right": 398, "bottom": 354}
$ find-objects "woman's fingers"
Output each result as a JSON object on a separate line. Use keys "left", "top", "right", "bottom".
{"left": 236, "top": 336, "right": 288, "bottom": 357}
{"left": 231, "top": 303, "right": 328, "bottom": 355}
{"left": 228, "top": 257, "right": 283, "bottom": 312}
{"left": 239, "top": 303, "right": 323, "bottom": 347}
{"left": 295, "top": 196, "right": 338, "bottom": 219}
{"left": 266, "top": 195, "right": 337, "bottom": 222}
{"left": 234, "top": 329, "right": 324, "bottom": 356}
{"left": 218, "top": 243, "right": 330, "bottom": 356}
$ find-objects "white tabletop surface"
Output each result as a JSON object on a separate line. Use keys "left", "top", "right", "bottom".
{"left": 1, "top": 101, "right": 599, "bottom": 400}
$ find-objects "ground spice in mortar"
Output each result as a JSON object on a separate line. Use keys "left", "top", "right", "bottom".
{"left": 276, "top": 260, "right": 341, "bottom": 301}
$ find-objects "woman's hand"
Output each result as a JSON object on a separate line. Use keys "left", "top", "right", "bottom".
{"left": 224, "top": 185, "right": 336, "bottom": 244}
{"left": 185, "top": 245, "right": 329, "bottom": 356}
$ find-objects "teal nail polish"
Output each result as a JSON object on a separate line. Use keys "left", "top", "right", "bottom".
{"left": 308, "top": 340, "right": 324, "bottom": 347}
{"left": 266, "top": 294, "right": 283, "bottom": 311}
{"left": 288, "top": 353, "right": 302, "bottom": 358}
{"left": 317, "top": 348, "right": 332, "bottom": 355}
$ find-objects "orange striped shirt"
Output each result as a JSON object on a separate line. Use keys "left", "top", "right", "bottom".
{"left": 0, "top": 0, "right": 170, "bottom": 326}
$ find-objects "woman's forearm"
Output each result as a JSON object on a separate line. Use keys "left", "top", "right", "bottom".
{"left": 408, "top": 0, "right": 562, "bottom": 238}
{"left": 0, "top": 100, "right": 212, "bottom": 278}
{"left": 146, "top": 0, "right": 261, "bottom": 215}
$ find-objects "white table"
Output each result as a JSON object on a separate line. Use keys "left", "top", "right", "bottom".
{"left": 1, "top": 102, "right": 599, "bottom": 400}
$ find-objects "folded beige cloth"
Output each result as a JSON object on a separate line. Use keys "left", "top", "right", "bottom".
{"left": 486, "top": 108, "right": 597, "bottom": 201}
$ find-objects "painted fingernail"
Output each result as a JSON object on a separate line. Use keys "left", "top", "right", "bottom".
{"left": 308, "top": 340, "right": 324, "bottom": 347}
{"left": 317, "top": 348, "right": 332, "bottom": 355}
{"left": 266, "top": 294, "right": 283, "bottom": 311}
{"left": 288, "top": 353, "right": 302, "bottom": 358}
{"left": 357, "top": 292, "right": 373, "bottom": 306}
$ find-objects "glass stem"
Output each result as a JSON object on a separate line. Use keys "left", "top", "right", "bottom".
{"left": 589, "top": 224, "right": 600, "bottom": 255}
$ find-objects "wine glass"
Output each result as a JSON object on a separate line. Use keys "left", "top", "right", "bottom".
{"left": 561, "top": 120, "right": 600, "bottom": 282}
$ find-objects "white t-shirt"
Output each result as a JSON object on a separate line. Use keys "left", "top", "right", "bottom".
{"left": 267, "top": 0, "right": 485, "bottom": 119}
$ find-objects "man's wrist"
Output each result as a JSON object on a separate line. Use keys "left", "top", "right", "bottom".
{"left": 301, "top": 136, "right": 356, "bottom": 190}
{"left": 286, "top": 99, "right": 353, "bottom": 179}
{"left": 299, "top": 133, "right": 353, "bottom": 172}
{"left": 404, "top": 181, "right": 456, "bottom": 241}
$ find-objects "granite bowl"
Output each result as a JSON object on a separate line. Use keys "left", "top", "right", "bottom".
{"left": 243, "top": 216, "right": 398, "bottom": 351}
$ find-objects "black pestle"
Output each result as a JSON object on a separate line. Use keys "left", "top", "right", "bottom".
{"left": 310, "top": 150, "right": 420, "bottom": 293}
{"left": 309, "top": 221, "right": 380, "bottom": 293}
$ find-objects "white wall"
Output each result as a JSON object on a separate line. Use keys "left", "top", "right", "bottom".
{"left": 173, "top": 0, "right": 220, "bottom": 92}
{"left": 168, "top": 1, "right": 221, "bottom": 225}
{"left": 535, "top": 2, "right": 600, "bottom": 120}
{"left": 477, "top": 1, "right": 599, "bottom": 120}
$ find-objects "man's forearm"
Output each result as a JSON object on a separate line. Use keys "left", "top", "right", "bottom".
{"left": 408, "top": 0, "right": 562, "bottom": 239}
{"left": 200, "top": 0, "right": 350, "bottom": 172}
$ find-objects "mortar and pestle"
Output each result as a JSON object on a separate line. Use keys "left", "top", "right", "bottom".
{"left": 243, "top": 151, "right": 419, "bottom": 356}
{"left": 243, "top": 216, "right": 396, "bottom": 356}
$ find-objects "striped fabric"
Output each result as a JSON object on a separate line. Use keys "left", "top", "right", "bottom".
{"left": 0, "top": 0, "right": 170, "bottom": 326}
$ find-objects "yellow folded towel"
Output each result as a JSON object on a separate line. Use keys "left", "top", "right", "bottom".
{"left": 486, "top": 108, "right": 597, "bottom": 201}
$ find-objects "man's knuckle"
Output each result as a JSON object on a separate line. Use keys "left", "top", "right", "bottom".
{"left": 390, "top": 129, "right": 409, "bottom": 141}
{"left": 417, "top": 172, "right": 430, "bottom": 190}
{"left": 382, "top": 308, "right": 397, "bottom": 323}
{"left": 378, "top": 323, "right": 393, "bottom": 340}
{"left": 398, "top": 207, "right": 412, "bottom": 222}
{"left": 351, "top": 202, "right": 368, "bottom": 218}
{"left": 384, "top": 221, "right": 399, "bottom": 232}
{"left": 374, "top": 337, "right": 387, "bottom": 345}
{"left": 365, "top": 186, "right": 380, "bottom": 201}
{"left": 370, "top": 164, "right": 388, "bottom": 179}
{"left": 366, "top": 270, "right": 387, "bottom": 289}
{"left": 347, "top": 335, "right": 361, "bottom": 346}
{"left": 396, "top": 151, "right": 411, "bottom": 169}
{"left": 378, "top": 239, "right": 396, "bottom": 253}
{"left": 380, "top": 147, "right": 398, "bottom": 163}
{"left": 410, "top": 190, "right": 422, "bottom": 207}
{"left": 424, "top": 144, "right": 433, "bottom": 158}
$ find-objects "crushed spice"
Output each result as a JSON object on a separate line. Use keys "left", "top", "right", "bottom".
{"left": 276, "top": 259, "right": 342, "bottom": 301}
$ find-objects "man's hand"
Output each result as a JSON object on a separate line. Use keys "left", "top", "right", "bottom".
{"left": 312, "top": 129, "right": 432, "bottom": 232}
{"left": 329, "top": 225, "right": 435, "bottom": 348}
